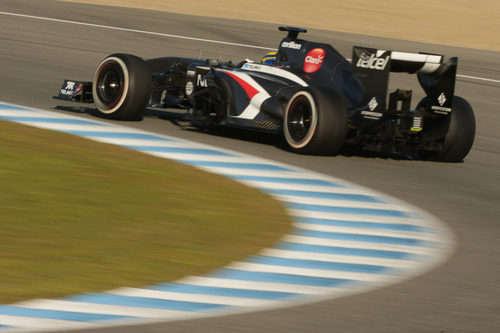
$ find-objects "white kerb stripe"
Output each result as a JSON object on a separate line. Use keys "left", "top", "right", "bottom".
{"left": 108, "top": 287, "right": 284, "bottom": 307}
{"left": 293, "top": 223, "right": 433, "bottom": 241}
{"left": 0, "top": 315, "right": 100, "bottom": 329}
{"left": 177, "top": 276, "right": 334, "bottom": 295}
{"left": 259, "top": 248, "right": 417, "bottom": 269}
{"left": 16, "top": 299, "right": 194, "bottom": 319}
{"left": 225, "top": 262, "right": 387, "bottom": 281}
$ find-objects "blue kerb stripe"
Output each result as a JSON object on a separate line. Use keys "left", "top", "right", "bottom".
{"left": 0, "top": 116, "right": 106, "bottom": 126}
{"left": 246, "top": 256, "right": 390, "bottom": 273}
{"left": 65, "top": 130, "right": 174, "bottom": 141}
{"left": 264, "top": 189, "right": 382, "bottom": 203}
{"left": 178, "top": 160, "right": 292, "bottom": 171}
{"left": 0, "top": 104, "right": 30, "bottom": 110}
{"left": 125, "top": 146, "right": 234, "bottom": 156}
{"left": 146, "top": 283, "right": 298, "bottom": 300}
{"left": 277, "top": 242, "right": 413, "bottom": 259}
{"left": 295, "top": 217, "right": 426, "bottom": 232}
{"left": 210, "top": 269, "right": 354, "bottom": 287}
{"left": 294, "top": 229, "right": 425, "bottom": 246}
{"left": 230, "top": 175, "right": 343, "bottom": 187}
{"left": 65, "top": 293, "right": 225, "bottom": 312}
{"left": 287, "top": 202, "right": 409, "bottom": 217}
{"left": 0, "top": 306, "right": 128, "bottom": 322}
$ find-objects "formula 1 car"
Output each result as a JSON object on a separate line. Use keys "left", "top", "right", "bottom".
{"left": 55, "top": 26, "right": 475, "bottom": 162}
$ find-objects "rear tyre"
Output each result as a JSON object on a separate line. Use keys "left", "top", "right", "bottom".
{"left": 420, "top": 96, "right": 475, "bottom": 162}
{"left": 92, "top": 54, "right": 151, "bottom": 120}
{"left": 283, "top": 88, "right": 348, "bottom": 155}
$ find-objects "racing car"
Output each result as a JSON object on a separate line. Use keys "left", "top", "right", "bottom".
{"left": 55, "top": 26, "right": 475, "bottom": 162}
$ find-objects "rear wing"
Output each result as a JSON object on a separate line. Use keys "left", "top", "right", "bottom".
{"left": 352, "top": 46, "right": 457, "bottom": 116}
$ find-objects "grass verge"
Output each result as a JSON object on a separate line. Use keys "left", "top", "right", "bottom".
{"left": 0, "top": 119, "right": 291, "bottom": 304}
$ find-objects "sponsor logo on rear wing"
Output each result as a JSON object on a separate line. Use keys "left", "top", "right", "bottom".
{"left": 353, "top": 47, "right": 444, "bottom": 74}
{"left": 356, "top": 51, "right": 390, "bottom": 71}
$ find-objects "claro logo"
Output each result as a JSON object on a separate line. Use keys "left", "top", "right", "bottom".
{"left": 303, "top": 48, "right": 326, "bottom": 73}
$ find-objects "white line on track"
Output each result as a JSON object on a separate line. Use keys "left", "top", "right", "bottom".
{"left": 455, "top": 74, "right": 500, "bottom": 84}
{"left": 0, "top": 11, "right": 275, "bottom": 51}
{"left": 0, "top": 11, "right": 499, "bottom": 84}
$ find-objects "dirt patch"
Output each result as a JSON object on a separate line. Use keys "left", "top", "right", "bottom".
{"left": 59, "top": 0, "right": 499, "bottom": 51}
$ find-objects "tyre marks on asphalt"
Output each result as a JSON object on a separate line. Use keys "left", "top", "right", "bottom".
{"left": 0, "top": 102, "right": 455, "bottom": 332}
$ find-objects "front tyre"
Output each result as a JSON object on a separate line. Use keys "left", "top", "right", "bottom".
{"left": 92, "top": 54, "right": 151, "bottom": 120}
{"left": 283, "top": 89, "right": 348, "bottom": 155}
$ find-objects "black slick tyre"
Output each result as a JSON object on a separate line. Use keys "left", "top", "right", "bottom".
{"left": 92, "top": 54, "right": 152, "bottom": 120}
{"left": 283, "top": 88, "right": 348, "bottom": 155}
{"left": 421, "top": 96, "right": 475, "bottom": 162}
{"left": 439, "top": 96, "right": 476, "bottom": 162}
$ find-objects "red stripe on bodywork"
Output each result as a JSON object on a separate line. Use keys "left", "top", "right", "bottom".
{"left": 221, "top": 70, "right": 260, "bottom": 99}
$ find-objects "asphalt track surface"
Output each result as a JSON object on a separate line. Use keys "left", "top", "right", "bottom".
{"left": 0, "top": 1, "right": 499, "bottom": 332}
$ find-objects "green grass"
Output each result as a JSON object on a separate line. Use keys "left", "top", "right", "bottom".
{"left": 0, "top": 119, "right": 291, "bottom": 304}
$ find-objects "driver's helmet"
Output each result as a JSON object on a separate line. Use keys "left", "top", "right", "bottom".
{"left": 260, "top": 51, "right": 277, "bottom": 65}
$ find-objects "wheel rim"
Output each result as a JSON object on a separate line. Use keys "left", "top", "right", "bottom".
{"left": 95, "top": 61, "right": 125, "bottom": 109}
{"left": 284, "top": 91, "right": 317, "bottom": 149}
{"left": 288, "top": 96, "right": 311, "bottom": 141}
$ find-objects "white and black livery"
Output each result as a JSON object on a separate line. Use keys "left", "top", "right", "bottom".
{"left": 55, "top": 26, "right": 475, "bottom": 162}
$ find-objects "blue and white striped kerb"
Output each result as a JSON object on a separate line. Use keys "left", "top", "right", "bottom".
{"left": 0, "top": 102, "right": 455, "bottom": 332}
